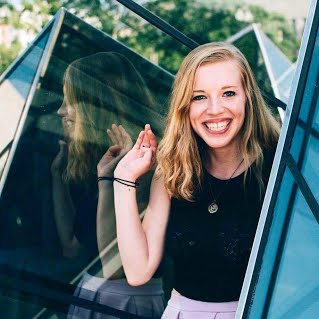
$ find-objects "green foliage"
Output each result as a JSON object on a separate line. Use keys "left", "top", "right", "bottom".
{"left": 1, "top": 0, "right": 300, "bottom": 75}
{"left": 116, "top": 0, "right": 300, "bottom": 73}
{"left": 118, "top": 0, "right": 247, "bottom": 73}
{"left": 0, "top": 41, "right": 22, "bottom": 74}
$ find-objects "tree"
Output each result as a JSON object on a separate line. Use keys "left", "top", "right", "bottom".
{"left": 0, "top": 41, "right": 22, "bottom": 74}
{"left": 117, "top": 0, "right": 299, "bottom": 73}
{"left": 1, "top": 0, "right": 300, "bottom": 75}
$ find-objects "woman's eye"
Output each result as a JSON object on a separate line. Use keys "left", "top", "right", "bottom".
{"left": 192, "top": 95, "right": 206, "bottom": 101}
{"left": 223, "top": 91, "right": 235, "bottom": 97}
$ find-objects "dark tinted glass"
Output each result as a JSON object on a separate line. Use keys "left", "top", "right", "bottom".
{"left": 0, "top": 11, "right": 172, "bottom": 318}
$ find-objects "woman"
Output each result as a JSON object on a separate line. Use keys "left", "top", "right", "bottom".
{"left": 102, "top": 42, "right": 280, "bottom": 318}
{"left": 51, "top": 52, "right": 165, "bottom": 318}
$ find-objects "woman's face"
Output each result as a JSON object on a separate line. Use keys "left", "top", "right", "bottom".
{"left": 189, "top": 60, "right": 246, "bottom": 154}
{"left": 57, "top": 86, "right": 76, "bottom": 140}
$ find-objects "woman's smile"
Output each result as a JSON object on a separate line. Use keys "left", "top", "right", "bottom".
{"left": 189, "top": 60, "right": 246, "bottom": 153}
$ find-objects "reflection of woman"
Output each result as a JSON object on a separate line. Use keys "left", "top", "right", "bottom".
{"left": 51, "top": 52, "right": 165, "bottom": 318}
{"left": 107, "top": 42, "right": 280, "bottom": 318}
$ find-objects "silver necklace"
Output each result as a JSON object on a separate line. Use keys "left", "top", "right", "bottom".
{"left": 207, "top": 159, "right": 244, "bottom": 214}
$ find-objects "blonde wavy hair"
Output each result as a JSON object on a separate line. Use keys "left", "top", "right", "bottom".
{"left": 63, "top": 52, "right": 154, "bottom": 183}
{"left": 157, "top": 42, "right": 280, "bottom": 201}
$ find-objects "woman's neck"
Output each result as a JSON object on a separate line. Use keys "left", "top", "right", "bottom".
{"left": 206, "top": 147, "right": 244, "bottom": 180}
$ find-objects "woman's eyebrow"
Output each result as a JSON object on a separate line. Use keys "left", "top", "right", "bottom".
{"left": 221, "top": 85, "right": 238, "bottom": 89}
{"left": 193, "top": 90, "right": 205, "bottom": 93}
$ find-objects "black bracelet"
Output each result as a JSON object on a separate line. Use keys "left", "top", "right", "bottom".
{"left": 114, "top": 177, "right": 139, "bottom": 188}
{"left": 97, "top": 176, "right": 139, "bottom": 188}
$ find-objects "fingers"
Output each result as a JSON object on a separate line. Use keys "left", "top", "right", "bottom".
{"left": 134, "top": 130, "right": 145, "bottom": 150}
{"left": 141, "top": 124, "right": 151, "bottom": 148}
{"left": 107, "top": 124, "right": 122, "bottom": 145}
{"left": 133, "top": 124, "right": 157, "bottom": 152}
{"left": 143, "top": 147, "right": 153, "bottom": 165}
{"left": 107, "top": 127, "right": 117, "bottom": 145}
{"left": 145, "top": 124, "right": 157, "bottom": 149}
{"left": 111, "top": 124, "right": 122, "bottom": 144}
{"left": 108, "top": 145, "right": 121, "bottom": 155}
{"left": 119, "top": 125, "right": 133, "bottom": 149}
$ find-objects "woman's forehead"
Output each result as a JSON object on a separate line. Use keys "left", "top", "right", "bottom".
{"left": 193, "top": 60, "right": 242, "bottom": 88}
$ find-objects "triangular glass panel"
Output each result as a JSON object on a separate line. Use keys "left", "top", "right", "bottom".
{"left": 0, "top": 25, "right": 52, "bottom": 179}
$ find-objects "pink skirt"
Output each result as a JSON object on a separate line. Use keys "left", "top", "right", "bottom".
{"left": 161, "top": 290, "right": 238, "bottom": 319}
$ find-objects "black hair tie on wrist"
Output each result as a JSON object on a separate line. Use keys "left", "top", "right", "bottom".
{"left": 97, "top": 176, "right": 139, "bottom": 188}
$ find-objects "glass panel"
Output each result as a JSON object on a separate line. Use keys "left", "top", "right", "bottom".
{"left": 276, "top": 63, "right": 296, "bottom": 103}
{"left": 267, "top": 189, "right": 319, "bottom": 318}
{"left": 301, "top": 135, "right": 319, "bottom": 199}
{"left": 66, "top": 0, "right": 192, "bottom": 74}
{"left": 290, "top": 124, "right": 305, "bottom": 162}
{"left": 0, "top": 28, "right": 51, "bottom": 179}
{"left": 0, "top": 11, "right": 172, "bottom": 318}
{"left": 246, "top": 167, "right": 296, "bottom": 318}
{"left": 258, "top": 30, "right": 292, "bottom": 83}
{"left": 300, "top": 31, "right": 319, "bottom": 123}
{"left": 231, "top": 29, "right": 274, "bottom": 100}
{"left": 244, "top": 5, "right": 319, "bottom": 316}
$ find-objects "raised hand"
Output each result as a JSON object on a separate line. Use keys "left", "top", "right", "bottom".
{"left": 97, "top": 124, "right": 133, "bottom": 177}
{"left": 114, "top": 124, "right": 157, "bottom": 181}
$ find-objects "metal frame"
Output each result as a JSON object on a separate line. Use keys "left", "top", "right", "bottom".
{"left": 236, "top": 0, "right": 319, "bottom": 317}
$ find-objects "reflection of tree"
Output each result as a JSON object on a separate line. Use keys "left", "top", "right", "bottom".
{"left": 1, "top": 0, "right": 300, "bottom": 75}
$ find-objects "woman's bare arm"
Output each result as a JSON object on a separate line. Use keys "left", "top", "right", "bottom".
{"left": 114, "top": 172, "right": 170, "bottom": 286}
{"left": 113, "top": 124, "right": 170, "bottom": 285}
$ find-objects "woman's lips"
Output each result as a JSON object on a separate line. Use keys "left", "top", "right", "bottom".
{"left": 204, "top": 119, "right": 231, "bottom": 133}
{"left": 62, "top": 118, "right": 75, "bottom": 128}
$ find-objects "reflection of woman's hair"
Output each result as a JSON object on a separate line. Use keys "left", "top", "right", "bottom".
{"left": 63, "top": 52, "right": 154, "bottom": 182}
{"left": 157, "top": 42, "right": 280, "bottom": 201}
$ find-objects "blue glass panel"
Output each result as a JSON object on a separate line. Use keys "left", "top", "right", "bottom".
{"left": 313, "top": 92, "right": 319, "bottom": 132}
{"left": 277, "top": 64, "right": 296, "bottom": 103}
{"left": 259, "top": 31, "right": 293, "bottom": 82}
{"left": 301, "top": 135, "right": 319, "bottom": 199}
{"left": 290, "top": 125, "right": 305, "bottom": 163}
{"left": 267, "top": 189, "right": 319, "bottom": 319}
{"left": 246, "top": 168, "right": 295, "bottom": 319}
{"left": 299, "top": 32, "right": 319, "bottom": 123}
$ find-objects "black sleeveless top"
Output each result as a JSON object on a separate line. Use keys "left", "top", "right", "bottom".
{"left": 165, "top": 148, "right": 276, "bottom": 302}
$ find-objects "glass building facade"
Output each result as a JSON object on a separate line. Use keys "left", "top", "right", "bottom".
{"left": 0, "top": 0, "right": 317, "bottom": 318}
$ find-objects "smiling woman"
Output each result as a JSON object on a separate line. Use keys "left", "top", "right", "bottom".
{"left": 189, "top": 60, "right": 246, "bottom": 156}
{"left": 102, "top": 42, "right": 281, "bottom": 318}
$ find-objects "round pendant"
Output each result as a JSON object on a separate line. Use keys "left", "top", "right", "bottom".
{"left": 208, "top": 202, "right": 218, "bottom": 214}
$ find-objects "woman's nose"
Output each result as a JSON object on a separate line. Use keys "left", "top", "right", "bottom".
{"left": 57, "top": 101, "right": 66, "bottom": 116}
{"left": 206, "top": 97, "right": 222, "bottom": 114}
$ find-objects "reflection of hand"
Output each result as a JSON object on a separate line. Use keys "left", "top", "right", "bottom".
{"left": 114, "top": 124, "right": 157, "bottom": 181}
{"left": 51, "top": 140, "right": 68, "bottom": 177}
{"left": 97, "top": 124, "right": 133, "bottom": 178}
